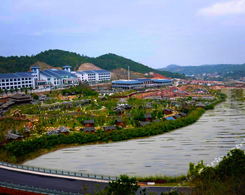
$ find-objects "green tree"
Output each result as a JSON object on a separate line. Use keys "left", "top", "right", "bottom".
{"left": 29, "top": 86, "right": 33, "bottom": 93}
{"left": 10, "top": 88, "right": 14, "bottom": 94}
{"left": 0, "top": 88, "right": 3, "bottom": 97}
{"left": 4, "top": 89, "right": 8, "bottom": 96}
{"left": 14, "top": 87, "right": 18, "bottom": 93}
{"left": 20, "top": 87, "right": 24, "bottom": 93}
{"left": 107, "top": 174, "right": 140, "bottom": 195}
{"left": 25, "top": 88, "right": 28, "bottom": 95}
{"left": 35, "top": 123, "right": 45, "bottom": 135}
{"left": 33, "top": 94, "right": 39, "bottom": 100}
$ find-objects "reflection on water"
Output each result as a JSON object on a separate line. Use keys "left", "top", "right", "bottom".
{"left": 23, "top": 89, "right": 245, "bottom": 176}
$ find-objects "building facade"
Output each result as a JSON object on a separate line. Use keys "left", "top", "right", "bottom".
{"left": 75, "top": 70, "right": 111, "bottom": 83}
{"left": 0, "top": 72, "right": 35, "bottom": 91}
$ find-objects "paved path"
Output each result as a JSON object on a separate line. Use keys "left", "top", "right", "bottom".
{"left": 0, "top": 166, "right": 191, "bottom": 194}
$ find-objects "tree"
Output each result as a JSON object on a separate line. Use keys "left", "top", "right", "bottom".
{"left": 25, "top": 88, "right": 28, "bottom": 95}
{"left": 14, "top": 87, "right": 18, "bottom": 93}
{"left": 107, "top": 175, "right": 140, "bottom": 195}
{"left": 4, "top": 89, "right": 8, "bottom": 96}
{"left": 29, "top": 86, "right": 33, "bottom": 93}
{"left": 0, "top": 88, "right": 3, "bottom": 97}
{"left": 20, "top": 87, "right": 24, "bottom": 93}
{"left": 10, "top": 88, "right": 14, "bottom": 94}
{"left": 35, "top": 122, "right": 45, "bottom": 135}
{"left": 33, "top": 94, "right": 39, "bottom": 100}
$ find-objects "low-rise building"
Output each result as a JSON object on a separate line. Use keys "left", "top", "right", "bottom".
{"left": 83, "top": 127, "right": 95, "bottom": 133}
{"left": 112, "top": 78, "right": 172, "bottom": 90}
{"left": 84, "top": 119, "right": 95, "bottom": 127}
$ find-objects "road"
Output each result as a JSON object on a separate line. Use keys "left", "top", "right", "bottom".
{"left": 0, "top": 168, "right": 191, "bottom": 194}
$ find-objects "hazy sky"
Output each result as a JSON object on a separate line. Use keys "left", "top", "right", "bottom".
{"left": 0, "top": 0, "right": 245, "bottom": 68}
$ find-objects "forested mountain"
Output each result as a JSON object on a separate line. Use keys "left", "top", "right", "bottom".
{"left": 0, "top": 49, "right": 185, "bottom": 78}
{"left": 159, "top": 64, "right": 245, "bottom": 76}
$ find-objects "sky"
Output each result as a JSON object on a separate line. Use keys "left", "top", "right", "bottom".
{"left": 0, "top": 0, "right": 245, "bottom": 68}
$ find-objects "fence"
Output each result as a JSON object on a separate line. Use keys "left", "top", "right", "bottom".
{"left": 0, "top": 181, "right": 83, "bottom": 195}
{"left": 0, "top": 161, "right": 118, "bottom": 181}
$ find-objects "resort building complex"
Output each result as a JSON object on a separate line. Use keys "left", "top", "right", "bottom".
{"left": 0, "top": 66, "right": 111, "bottom": 91}
{"left": 112, "top": 78, "right": 172, "bottom": 89}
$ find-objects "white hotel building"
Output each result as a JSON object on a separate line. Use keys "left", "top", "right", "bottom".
{"left": 75, "top": 70, "right": 111, "bottom": 82}
{"left": 0, "top": 72, "right": 35, "bottom": 91}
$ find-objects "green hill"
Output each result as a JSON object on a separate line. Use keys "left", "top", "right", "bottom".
{"left": 0, "top": 49, "right": 184, "bottom": 78}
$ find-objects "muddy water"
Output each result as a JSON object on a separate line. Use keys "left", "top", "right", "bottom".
{"left": 23, "top": 89, "right": 245, "bottom": 176}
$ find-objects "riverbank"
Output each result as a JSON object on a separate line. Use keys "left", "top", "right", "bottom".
{"left": 2, "top": 93, "right": 226, "bottom": 164}
{"left": 3, "top": 108, "right": 205, "bottom": 163}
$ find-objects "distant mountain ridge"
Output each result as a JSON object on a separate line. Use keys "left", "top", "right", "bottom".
{"left": 159, "top": 63, "right": 245, "bottom": 76}
{"left": 0, "top": 49, "right": 185, "bottom": 78}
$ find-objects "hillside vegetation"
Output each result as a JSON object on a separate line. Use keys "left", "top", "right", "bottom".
{"left": 0, "top": 49, "right": 184, "bottom": 78}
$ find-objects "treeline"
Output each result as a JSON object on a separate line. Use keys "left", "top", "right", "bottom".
{"left": 4, "top": 108, "right": 205, "bottom": 162}
{"left": 0, "top": 49, "right": 184, "bottom": 78}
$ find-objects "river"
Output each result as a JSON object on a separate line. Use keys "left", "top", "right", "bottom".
{"left": 23, "top": 89, "right": 245, "bottom": 176}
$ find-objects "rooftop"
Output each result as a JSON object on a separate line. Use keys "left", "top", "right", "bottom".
{"left": 77, "top": 69, "right": 110, "bottom": 74}
{"left": 112, "top": 80, "right": 143, "bottom": 85}
{"left": 0, "top": 72, "right": 33, "bottom": 79}
{"left": 41, "top": 69, "right": 77, "bottom": 79}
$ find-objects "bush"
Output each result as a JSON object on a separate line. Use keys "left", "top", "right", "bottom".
{"left": 190, "top": 149, "right": 245, "bottom": 195}
{"left": 33, "top": 94, "right": 39, "bottom": 100}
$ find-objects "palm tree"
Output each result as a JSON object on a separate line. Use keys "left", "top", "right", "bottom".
{"left": 0, "top": 88, "right": 3, "bottom": 97}
{"left": 20, "top": 87, "right": 24, "bottom": 93}
{"left": 10, "top": 88, "right": 14, "bottom": 94}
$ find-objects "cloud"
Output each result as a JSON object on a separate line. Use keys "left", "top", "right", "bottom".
{"left": 198, "top": 0, "right": 245, "bottom": 16}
